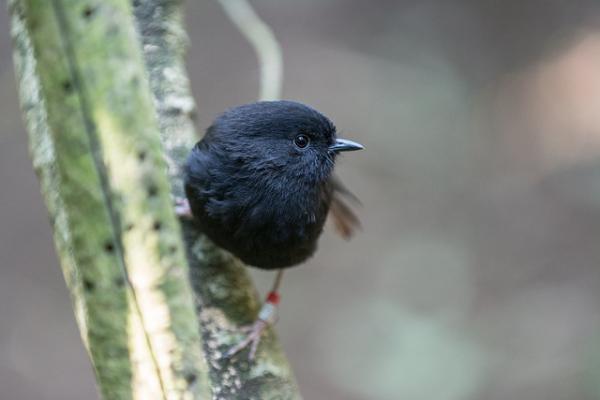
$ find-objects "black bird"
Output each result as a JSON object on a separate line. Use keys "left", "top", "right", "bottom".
{"left": 180, "top": 100, "right": 363, "bottom": 358}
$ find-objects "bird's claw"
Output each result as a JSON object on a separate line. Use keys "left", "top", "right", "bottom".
{"left": 222, "top": 295, "right": 279, "bottom": 360}
{"left": 222, "top": 319, "right": 268, "bottom": 361}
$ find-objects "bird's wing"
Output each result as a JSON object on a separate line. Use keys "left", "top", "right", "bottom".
{"left": 328, "top": 176, "right": 361, "bottom": 240}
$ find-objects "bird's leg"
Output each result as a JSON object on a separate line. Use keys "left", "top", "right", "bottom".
{"left": 174, "top": 196, "right": 193, "bottom": 218}
{"left": 223, "top": 270, "right": 284, "bottom": 360}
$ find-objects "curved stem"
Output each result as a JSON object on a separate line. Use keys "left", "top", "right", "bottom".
{"left": 218, "top": 0, "right": 284, "bottom": 101}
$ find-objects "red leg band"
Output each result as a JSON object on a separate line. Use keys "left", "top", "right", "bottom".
{"left": 266, "top": 291, "right": 280, "bottom": 305}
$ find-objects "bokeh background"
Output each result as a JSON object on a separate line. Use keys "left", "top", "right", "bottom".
{"left": 2, "top": 0, "right": 600, "bottom": 399}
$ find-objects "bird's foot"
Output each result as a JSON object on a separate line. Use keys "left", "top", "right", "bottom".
{"left": 222, "top": 292, "right": 280, "bottom": 361}
{"left": 174, "top": 197, "right": 192, "bottom": 218}
{"left": 223, "top": 319, "right": 268, "bottom": 360}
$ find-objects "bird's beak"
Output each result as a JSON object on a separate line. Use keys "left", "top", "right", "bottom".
{"left": 329, "top": 138, "right": 364, "bottom": 153}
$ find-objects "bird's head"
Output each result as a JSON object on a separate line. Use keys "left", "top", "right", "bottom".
{"left": 208, "top": 100, "right": 363, "bottom": 183}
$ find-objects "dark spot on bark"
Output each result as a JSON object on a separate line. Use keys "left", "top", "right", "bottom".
{"left": 185, "top": 373, "right": 197, "bottom": 385}
{"left": 147, "top": 185, "right": 158, "bottom": 197}
{"left": 114, "top": 276, "right": 125, "bottom": 287}
{"left": 168, "top": 245, "right": 177, "bottom": 254}
{"left": 83, "top": 279, "right": 95, "bottom": 291}
{"left": 124, "top": 223, "right": 134, "bottom": 231}
{"left": 62, "top": 80, "right": 73, "bottom": 92}
{"left": 153, "top": 221, "right": 162, "bottom": 231}
{"left": 82, "top": 6, "right": 95, "bottom": 18}
{"left": 104, "top": 241, "right": 115, "bottom": 253}
{"left": 138, "top": 151, "right": 146, "bottom": 161}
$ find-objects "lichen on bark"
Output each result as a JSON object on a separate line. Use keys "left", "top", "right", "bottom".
{"left": 10, "top": 0, "right": 211, "bottom": 398}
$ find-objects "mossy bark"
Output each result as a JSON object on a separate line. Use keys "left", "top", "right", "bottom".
{"left": 132, "top": 1, "right": 301, "bottom": 399}
{"left": 10, "top": 0, "right": 300, "bottom": 398}
{"left": 9, "top": 0, "right": 211, "bottom": 398}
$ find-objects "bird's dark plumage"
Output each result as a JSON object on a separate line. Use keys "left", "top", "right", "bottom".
{"left": 184, "top": 100, "right": 362, "bottom": 269}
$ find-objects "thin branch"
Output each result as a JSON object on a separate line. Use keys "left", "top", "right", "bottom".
{"left": 218, "top": 0, "right": 284, "bottom": 100}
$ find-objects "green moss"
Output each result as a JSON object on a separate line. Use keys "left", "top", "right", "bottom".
{"left": 11, "top": 0, "right": 211, "bottom": 398}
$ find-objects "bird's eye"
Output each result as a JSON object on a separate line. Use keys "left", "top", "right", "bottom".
{"left": 294, "top": 134, "right": 310, "bottom": 149}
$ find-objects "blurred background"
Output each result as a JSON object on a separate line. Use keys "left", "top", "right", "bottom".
{"left": 2, "top": 0, "right": 600, "bottom": 399}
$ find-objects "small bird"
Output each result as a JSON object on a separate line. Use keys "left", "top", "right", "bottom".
{"left": 181, "top": 100, "right": 363, "bottom": 359}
